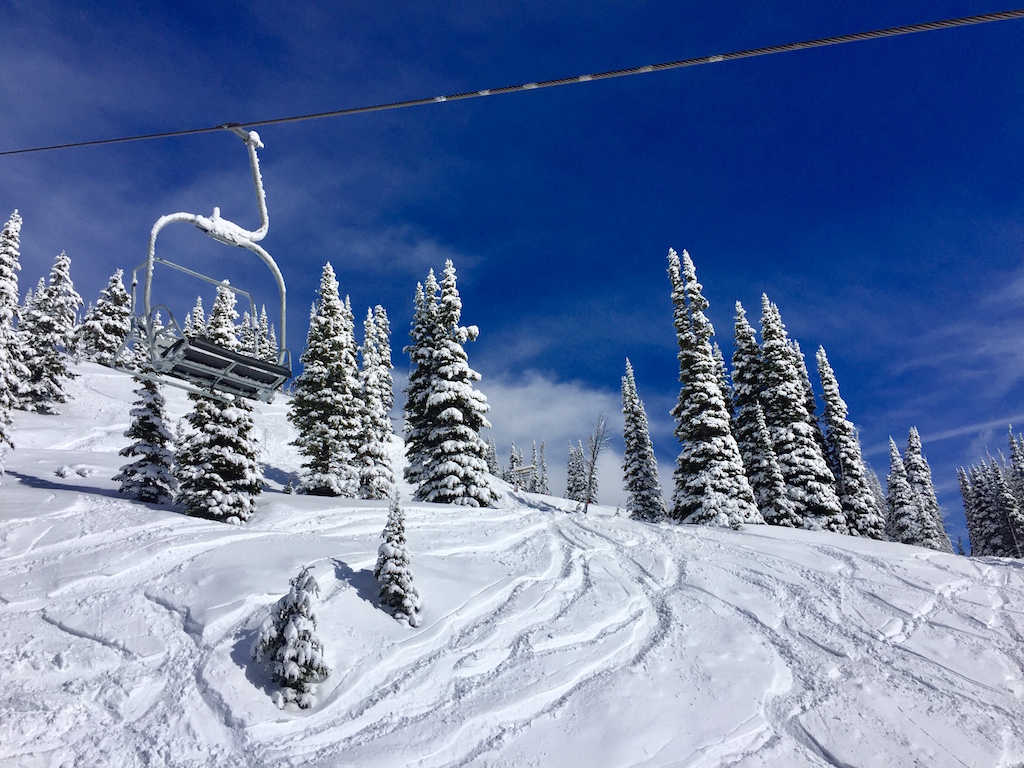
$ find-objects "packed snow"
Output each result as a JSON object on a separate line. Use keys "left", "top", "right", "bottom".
{"left": 2, "top": 363, "right": 1023, "bottom": 767}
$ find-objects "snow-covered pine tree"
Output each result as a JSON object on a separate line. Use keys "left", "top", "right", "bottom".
{"left": 536, "top": 442, "right": 550, "bottom": 495}
{"left": 748, "top": 402, "right": 800, "bottom": 527}
{"left": 957, "top": 466, "right": 979, "bottom": 555}
{"left": 174, "top": 284, "right": 263, "bottom": 523}
{"left": 414, "top": 260, "right": 494, "bottom": 506}
{"left": 374, "top": 499, "right": 422, "bottom": 627}
{"left": 668, "top": 249, "right": 762, "bottom": 528}
{"left": 238, "top": 310, "right": 256, "bottom": 356}
{"left": 903, "top": 427, "right": 953, "bottom": 553}
{"left": 566, "top": 441, "right": 586, "bottom": 502}
{"left": 528, "top": 442, "right": 540, "bottom": 492}
{"left": 256, "top": 306, "right": 273, "bottom": 361}
{"left": 252, "top": 566, "right": 330, "bottom": 709}
{"left": 0, "top": 211, "right": 27, "bottom": 461}
{"left": 731, "top": 301, "right": 767, "bottom": 503}
{"left": 403, "top": 274, "right": 439, "bottom": 490}
{"left": 288, "top": 264, "right": 361, "bottom": 496}
{"left": 885, "top": 438, "right": 945, "bottom": 549}
{"left": 188, "top": 296, "right": 205, "bottom": 337}
{"left": 356, "top": 306, "right": 396, "bottom": 500}
{"left": 816, "top": 347, "right": 885, "bottom": 539}
{"left": 621, "top": 358, "right": 665, "bottom": 521}
{"left": 79, "top": 269, "right": 131, "bottom": 365}
{"left": 712, "top": 342, "right": 734, "bottom": 421}
{"left": 113, "top": 377, "right": 176, "bottom": 504}
{"left": 484, "top": 438, "right": 499, "bottom": 475}
{"left": 507, "top": 441, "right": 523, "bottom": 485}
{"left": 866, "top": 466, "right": 888, "bottom": 530}
{"left": 972, "top": 460, "right": 1024, "bottom": 558}
{"left": 372, "top": 305, "right": 394, "bottom": 416}
{"left": 19, "top": 256, "right": 83, "bottom": 414}
{"left": 759, "top": 295, "right": 845, "bottom": 533}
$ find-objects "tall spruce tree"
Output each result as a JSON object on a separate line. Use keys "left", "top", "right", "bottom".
{"left": 668, "top": 250, "right": 761, "bottom": 528}
{"left": 484, "top": 437, "right": 499, "bottom": 475}
{"left": 732, "top": 301, "right": 766, "bottom": 505}
{"left": 356, "top": 306, "right": 396, "bottom": 500}
{"left": 903, "top": 427, "right": 953, "bottom": 553}
{"left": 621, "top": 359, "right": 665, "bottom": 521}
{"left": 536, "top": 441, "right": 550, "bottom": 495}
{"left": 0, "top": 212, "right": 26, "bottom": 460}
{"left": 20, "top": 252, "right": 84, "bottom": 414}
{"left": 884, "top": 436, "right": 937, "bottom": 548}
{"left": 113, "top": 377, "right": 176, "bottom": 504}
{"left": 79, "top": 269, "right": 132, "bottom": 365}
{"left": 403, "top": 274, "right": 440, "bottom": 489}
{"left": 566, "top": 441, "right": 586, "bottom": 502}
{"left": 816, "top": 347, "right": 885, "bottom": 539}
{"left": 748, "top": 402, "right": 800, "bottom": 526}
{"left": 175, "top": 285, "right": 263, "bottom": 523}
{"left": 759, "top": 295, "right": 845, "bottom": 532}
{"left": 413, "top": 260, "right": 494, "bottom": 507}
{"left": 288, "top": 264, "right": 361, "bottom": 496}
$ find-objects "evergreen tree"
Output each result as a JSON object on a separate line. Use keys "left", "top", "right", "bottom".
{"left": 0, "top": 211, "right": 26, "bottom": 458}
{"left": 414, "top": 260, "right": 494, "bottom": 506}
{"left": 886, "top": 438, "right": 939, "bottom": 548}
{"left": 816, "top": 347, "right": 885, "bottom": 539}
{"left": 484, "top": 438, "right": 499, "bottom": 475}
{"left": 288, "top": 264, "right": 361, "bottom": 496}
{"left": 731, "top": 301, "right": 765, "bottom": 502}
{"left": 79, "top": 269, "right": 132, "bottom": 365}
{"left": 175, "top": 285, "right": 263, "bottom": 523}
{"left": 20, "top": 263, "right": 80, "bottom": 414}
{"left": 113, "top": 377, "right": 176, "bottom": 504}
{"left": 507, "top": 441, "right": 523, "bottom": 485}
{"left": 188, "top": 296, "right": 205, "bottom": 337}
{"left": 373, "top": 304, "right": 394, "bottom": 416}
{"left": 256, "top": 306, "right": 274, "bottom": 362}
{"left": 903, "top": 427, "right": 953, "bottom": 553}
{"left": 374, "top": 500, "right": 422, "bottom": 627}
{"left": 711, "top": 343, "right": 734, "bottom": 421}
{"left": 238, "top": 310, "right": 257, "bottom": 356}
{"left": 536, "top": 442, "right": 550, "bottom": 495}
{"left": 356, "top": 306, "right": 396, "bottom": 500}
{"left": 528, "top": 441, "right": 540, "bottom": 492}
{"left": 403, "top": 275, "right": 439, "bottom": 489}
{"left": 966, "top": 461, "right": 1024, "bottom": 558}
{"left": 748, "top": 402, "right": 801, "bottom": 527}
{"left": 621, "top": 359, "right": 665, "bottom": 521}
{"left": 566, "top": 441, "right": 586, "bottom": 502}
{"left": 668, "top": 250, "right": 761, "bottom": 528}
{"left": 252, "top": 566, "right": 330, "bottom": 709}
{"left": 957, "top": 467, "right": 979, "bottom": 554}
{"left": 866, "top": 466, "right": 888, "bottom": 531}
{"left": 759, "top": 295, "right": 845, "bottom": 532}
{"left": 43, "top": 251, "right": 83, "bottom": 355}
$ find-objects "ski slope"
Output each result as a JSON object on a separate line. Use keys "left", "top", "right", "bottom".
{"left": 1, "top": 364, "right": 1023, "bottom": 767}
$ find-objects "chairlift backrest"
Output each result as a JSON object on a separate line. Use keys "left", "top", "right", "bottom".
{"left": 119, "top": 127, "right": 291, "bottom": 403}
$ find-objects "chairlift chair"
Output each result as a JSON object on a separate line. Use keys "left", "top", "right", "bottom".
{"left": 117, "top": 126, "right": 291, "bottom": 403}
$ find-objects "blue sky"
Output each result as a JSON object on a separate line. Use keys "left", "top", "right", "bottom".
{"left": 3, "top": 1, "right": 1023, "bottom": 544}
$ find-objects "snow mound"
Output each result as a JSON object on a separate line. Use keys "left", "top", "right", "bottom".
{"left": 1, "top": 363, "right": 1022, "bottom": 766}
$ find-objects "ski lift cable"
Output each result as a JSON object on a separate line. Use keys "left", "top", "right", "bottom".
{"left": 2, "top": 8, "right": 1023, "bottom": 158}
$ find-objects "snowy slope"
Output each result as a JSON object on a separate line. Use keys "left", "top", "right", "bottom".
{"left": 2, "top": 364, "right": 1023, "bottom": 768}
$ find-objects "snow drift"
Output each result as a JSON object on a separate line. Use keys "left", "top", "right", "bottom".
{"left": 1, "top": 363, "right": 1022, "bottom": 767}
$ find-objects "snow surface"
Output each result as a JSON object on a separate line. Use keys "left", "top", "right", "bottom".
{"left": 2, "top": 363, "right": 1024, "bottom": 767}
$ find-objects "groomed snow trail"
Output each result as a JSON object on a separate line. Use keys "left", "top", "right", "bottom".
{"left": 1, "top": 365, "right": 1023, "bottom": 767}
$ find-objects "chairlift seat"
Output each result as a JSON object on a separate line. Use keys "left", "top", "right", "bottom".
{"left": 156, "top": 337, "right": 291, "bottom": 403}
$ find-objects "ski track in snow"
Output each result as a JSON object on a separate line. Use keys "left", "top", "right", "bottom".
{"left": 2, "top": 364, "right": 1024, "bottom": 767}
